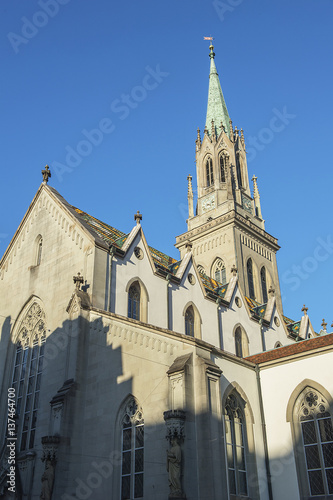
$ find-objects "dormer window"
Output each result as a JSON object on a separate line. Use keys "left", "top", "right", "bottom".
{"left": 206, "top": 157, "right": 214, "bottom": 187}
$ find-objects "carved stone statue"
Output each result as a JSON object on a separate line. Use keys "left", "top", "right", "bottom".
{"left": 40, "top": 459, "right": 55, "bottom": 500}
{"left": 167, "top": 438, "right": 183, "bottom": 498}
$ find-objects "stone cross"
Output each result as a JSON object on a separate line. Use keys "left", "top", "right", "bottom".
{"left": 134, "top": 211, "right": 142, "bottom": 225}
{"left": 73, "top": 272, "right": 84, "bottom": 291}
{"left": 42, "top": 165, "right": 51, "bottom": 184}
{"left": 301, "top": 304, "right": 308, "bottom": 316}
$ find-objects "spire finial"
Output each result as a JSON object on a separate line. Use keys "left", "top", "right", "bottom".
{"left": 187, "top": 175, "right": 194, "bottom": 219}
{"left": 268, "top": 285, "right": 275, "bottom": 298}
{"left": 231, "top": 264, "right": 237, "bottom": 277}
{"left": 209, "top": 43, "right": 215, "bottom": 59}
{"left": 322, "top": 319, "right": 327, "bottom": 332}
{"left": 42, "top": 165, "right": 51, "bottom": 184}
{"left": 302, "top": 304, "right": 308, "bottom": 316}
{"left": 134, "top": 211, "right": 142, "bottom": 225}
{"left": 252, "top": 175, "right": 263, "bottom": 220}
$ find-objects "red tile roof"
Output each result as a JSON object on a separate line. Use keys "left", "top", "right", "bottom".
{"left": 246, "top": 333, "right": 333, "bottom": 364}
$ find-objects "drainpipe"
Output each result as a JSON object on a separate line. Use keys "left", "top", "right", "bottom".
{"left": 108, "top": 246, "right": 115, "bottom": 312}
{"left": 166, "top": 274, "right": 171, "bottom": 330}
{"left": 255, "top": 364, "right": 273, "bottom": 500}
{"left": 216, "top": 297, "right": 223, "bottom": 350}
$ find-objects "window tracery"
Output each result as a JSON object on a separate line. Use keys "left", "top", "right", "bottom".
{"left": 297, "top": 389, "right": 333, "bottom": 496}
{"left": 224, "top": 393, "right": 248, "bottom": 497}
{"left": 121, "top": 398, "right": 144, "bottom": 500}
{"left": 11, "top": 302, "right": 46, "bottom": 451}
{"left": 212, "top": 258, "right": 226, "bottom": 285}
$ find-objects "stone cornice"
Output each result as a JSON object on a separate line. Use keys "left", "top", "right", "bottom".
{"left": 176, "top": 210, "right": 279, "bottom": 251}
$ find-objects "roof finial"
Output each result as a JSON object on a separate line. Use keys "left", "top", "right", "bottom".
{"left": 231, "top": 264, "right": 237, "bottom": 277}
{"left": 196, "top": 128, "right": 201, "bottom": 149}
{"left": 134, "top": 211, "right": 142, "bottom": 225}
{"left": 268, "top": 285, "right": 275, "bottom": 298}
{"left": 42, "top": 165, "right": 51, "bottom": 184}
{"left": 187, "top": 175, "right": 194, "bottom": 219}
{"left": 252, "top": 175, "right": 263, "bottom": 220}
{"left": 321, "top": 319, "right": 327, "bottom": 332}
{"left": 301, "top": 304, "right": 308, "bottom": 316}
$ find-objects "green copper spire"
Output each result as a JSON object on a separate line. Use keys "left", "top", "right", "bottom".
{"left": 205, "top": 44, "right": 231, "bottom": 139}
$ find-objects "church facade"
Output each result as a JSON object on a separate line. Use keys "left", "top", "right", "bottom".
{"left": 0, "top": 45, "right": 333, "bottom": 500}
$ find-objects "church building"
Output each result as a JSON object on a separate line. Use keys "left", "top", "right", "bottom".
{"left": 0, "top": 44, "right": 333, "bottom": 500}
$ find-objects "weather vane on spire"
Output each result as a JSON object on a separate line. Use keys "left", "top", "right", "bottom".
{"left": 203, "top": 36, "right": 214, "bottom": 41}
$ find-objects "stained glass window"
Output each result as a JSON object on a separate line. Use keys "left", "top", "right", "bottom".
{"left": 298, "top": 390, "right": 333, "bottom": 496}
{"left": 10, "top": 303, "right": 46, "bottom": 451}
{"left": 225, "top": 393, "right": 248, "bottom": 497}
{"left": 121, "top": 398, "right": 144, "bottom": 500}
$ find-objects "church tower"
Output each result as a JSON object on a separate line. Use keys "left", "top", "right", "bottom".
{"left": 176, "top": 44, "right": 283, "bottom": 311}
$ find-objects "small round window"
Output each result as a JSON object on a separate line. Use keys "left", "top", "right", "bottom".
{"left": 134, "top": 247, "right": 143, "bottom": 260}
{"left": 235, "top": 297, "right": 242, "bottom": 308}
{"left": 274, "top": 316, "right": 280, "bottom": 327}
{"left": 188, "top": 273, "right": 196, "bottom": 285}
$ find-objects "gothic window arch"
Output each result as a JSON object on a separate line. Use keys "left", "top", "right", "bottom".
{"left": 183, "top": 303, "right": 201, "bottom": 339}
{"left": 185, "top": 306, "right": 195, "bottom": 337}
{"left": 10, "top": 302, "right": 46, "bottom": 451}
{"left": 212, "top": 258, "right": 227, "bottom": 285}
{"left": 121, "top": 397, "right": 144, "bottom": 500}
{"left": 234, "top": 326, "right": 249, "bottom": 358}
{"left": 260, "top": 266, "right": 268, "bottom": 303}
{"left": 128, "top": 282, "right": 141, "bottom": 320}
{"left": 247, "top": 258, "right": 255, "bottom": 300}
{"left": 290, "top": 386, "right": 333, "bottom": 498}
{"left": 35, "top": 234, "right": 43, "bottom": 266}
{"left": 224, "top": 392, "right": 248, "bottom": 497}
{"left": 126, "top": 279, "right": 149, "bottom": 323}
{"left": 219, "top": 153, "right": 227, "bottom": 183}
{"left": 236, "top": 152, "right": 243, "bottom": 188}
{"left": 206, "top": 156, "right": 214, "bottom": 187}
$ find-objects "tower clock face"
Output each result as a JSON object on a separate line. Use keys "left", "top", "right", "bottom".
{"left": 201, "top": 194, "right": 216, "bottom": 213}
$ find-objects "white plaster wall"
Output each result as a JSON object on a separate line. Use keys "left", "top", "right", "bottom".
{"left": 260, "top": 351, "right": 333, "bottom": 499}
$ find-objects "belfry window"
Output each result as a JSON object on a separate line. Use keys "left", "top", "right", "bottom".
{"left": 292, "top": 388, "right": 333, "bottom": 497}
{"left": 185, "top": 306, "right": 195, "bottom": 337}
{"left": 10, "top": 302, "right": 46, "bottom": 451}
{"left": 225, "top": 393, "right": 248, "bottom": 497}
{"left": 128, "top": 283, "right": 140, "bottom": 321}
{"left": 220, "top": 154, "right": 226, "bottom": 183}
{"left": 121, "top": 397, "right": 144, "bottom": 500}
{"left": 260, "top": 266, "right": 268, "bottom": 303}
{"left": 213, "top": 258, "right": 226, "bottom": 285}
{"left": 206, "top": 157, "right": 214, "bottom": 187}
{"left": 247, "top": 259, "right": 255, "bottom": 300}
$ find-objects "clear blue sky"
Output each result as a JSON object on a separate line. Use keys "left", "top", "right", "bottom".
{"left": 1, "top": 0, "right": 332, "bottom": 331}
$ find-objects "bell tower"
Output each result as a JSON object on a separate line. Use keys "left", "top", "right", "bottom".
{"left": 176, "top": 44, "right": 283, "bottom": 311}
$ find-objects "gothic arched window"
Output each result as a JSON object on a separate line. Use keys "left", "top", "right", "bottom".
{"left": 236, "top": 152, "right": 243, "bottom": 188}
{"left": 185, "top": 306, "right": 195, "bottom": 337}
{"left": 121, "top": 397, "right": 144, "bottom": 500}
{"left": 224, "top": 393, "right": 248, "bottom": 496}
{"left": 213, "top": 258, "right": 226, "bottom": 285}
{"left": 219, "top": 154, "right": 226, "bottom": 183}
{"left": 11, "top": 302, "right": 46, "bottom": 451}
{"left": 206, "top": 157, "right": 214, "bottom": 187}
{"left": 128, "top": 282, "right": 141, "bottom": 320}
{"left": 234, "top": 326, "right": 249, "bottom": 358}
{"left": 247, "top": 259, "right": 255, "bottom": 300}
{"left": 260, "top": 266, "right": 268, "bottom": 303}
{"left": 291, "top": 388, "right": 333, "bottom": 497}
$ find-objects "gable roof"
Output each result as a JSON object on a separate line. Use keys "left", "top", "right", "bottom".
{"left": 246, "top": 333, "right": 333, "bottom": 364}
